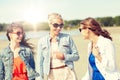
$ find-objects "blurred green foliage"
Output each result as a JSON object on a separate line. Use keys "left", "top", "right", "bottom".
{"left": 0, "top": 16, "right": 120, "bottom": 31}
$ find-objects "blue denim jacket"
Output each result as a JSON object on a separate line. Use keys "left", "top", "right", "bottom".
{"left": 0, "top": 45, "right": 39, "bottom": 80}
{"left": 37, "top": 33, "right": 79, "bottom": 80}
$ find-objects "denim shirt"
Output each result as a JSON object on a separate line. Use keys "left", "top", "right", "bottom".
{"left": 0, "top": 45, "right": 39, "bottom": 80}
{"left": 37, "top": 33, "right": 79, "bottom": 80}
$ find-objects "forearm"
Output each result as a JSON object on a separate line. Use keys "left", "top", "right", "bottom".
{"left": 64, "top": 53, "right": 79, "bottom": 61}
{"left": 95, "top": 54, "right": 102, "bottom": 62}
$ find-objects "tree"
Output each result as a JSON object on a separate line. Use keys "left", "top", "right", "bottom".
{"left": 0, "top": 23, "right": 8, "bottom": 31}
{"left": 0, "top": 24, "right": 3, "bottom": 31}
{"left": 114, "top": 16, "right": 120, "bottom": 26}
{"left": 97, "top": 17, "right": 114, "bottom": 26}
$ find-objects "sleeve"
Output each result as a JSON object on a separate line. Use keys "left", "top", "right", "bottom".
{"left": 0, "top": 53, "right": 4, "bottom": 79}
{"left": 104, "top": 41, "right": 116, "bottom": 71}
{"left": 64, "top": 35, "right": 80, "bottom": 62}
{"left": 36, "top": 39, "right": 44, "bottom": 80}
{"left": 96, "top": 40, "right": 116, "bottom": 72}
{"left": 82, "top": 70, "right": 91, "bottom": 80}
{"left": 95, "top": 40, "right": 120, "bottom": 80}
{"left": 29, "top": 49, "right": 35, "bottom": 69}
{"left": 82, "top": 43, "right": 92, "bottom": 80}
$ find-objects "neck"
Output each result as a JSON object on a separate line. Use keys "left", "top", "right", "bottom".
{"left": 90, "top": 35, "right": 99, "bottom": 45}
{"left": 10, "top": 41, "right": 20, "bottom": 51}
{"left": 50, "top": 32, "right": 58, "bottom": 39}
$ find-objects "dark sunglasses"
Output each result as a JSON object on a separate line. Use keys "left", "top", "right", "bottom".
{"left": 79, "top": 27, "right": 94, "bottom": 32}
{"left": 52, "top": 23, "right": 64, "bottom": 28}
{"left": 12, "top": 31, "right": 23, "bottom": 36}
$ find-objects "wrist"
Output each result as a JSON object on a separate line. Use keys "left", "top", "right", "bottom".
{"left": 95, "top": 53, "right": 100, "bottom": 57}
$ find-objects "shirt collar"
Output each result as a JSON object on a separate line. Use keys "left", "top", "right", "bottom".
{"left": 48, "top": 33, "right": 60, "bottom": 41}
{"left": 7, "top": 44, "right": 26, "bottom": 53}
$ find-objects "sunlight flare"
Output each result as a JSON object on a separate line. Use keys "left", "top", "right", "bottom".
{"left": 23, "top": 8, "right": 46, "bottom": 25}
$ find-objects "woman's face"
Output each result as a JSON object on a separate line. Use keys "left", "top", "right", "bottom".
{"left": 9, "top": 27, "right": 24, "bottom": 43}
{"left": 79, "top": 24, "right": 90, "bottom": 40}
{"left": 49, "top": 18, "right": 63, "bottom": 36}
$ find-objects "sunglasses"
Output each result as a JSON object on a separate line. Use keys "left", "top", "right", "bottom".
{"left": 11, "top": 31, "right": 24, "bottom": 36}
{"left": 79, "top": 27, "right": 94, "bottom": 32}
{"left": 52, "top": 23, "right": 64, "bottom": 28}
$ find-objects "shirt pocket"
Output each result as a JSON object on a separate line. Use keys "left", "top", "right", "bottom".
{"left": 41, "top": 45, "right": 49, "bottom": 57}
{"left": 4, "top": 56, "right": 10, "bottom": 62}
{"left": 3, "top": 56, "right": 11, "bottom": 67}
{"left": 60, "top": 42, "right": 70, "bottom": 54}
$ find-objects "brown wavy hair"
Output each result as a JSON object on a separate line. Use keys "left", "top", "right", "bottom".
{"left": 6, "top": 22, "right": 35, "bottom": 54}
{"left": 80, "top": 17, "right": 112, "bottom": 40}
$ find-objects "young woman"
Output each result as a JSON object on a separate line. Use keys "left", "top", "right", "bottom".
{"left": 79, "top": 17, "right": 120, "bottom": 80}
{"left": 0, "top": 22, "right": 39, "bottom": 80}
{"left": 37, "top": 13, "right": 79, "bottom": 80}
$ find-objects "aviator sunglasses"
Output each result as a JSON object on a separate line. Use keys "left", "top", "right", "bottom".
{"left": 52, "top": 23, "right": 64, "bottom": 28}
{"left": 11, "top": 31, "right": 24, "bottom": 36}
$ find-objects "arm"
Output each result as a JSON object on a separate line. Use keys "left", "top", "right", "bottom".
{"left": 26, "top": 48, "right": 40, "bottom": 80}
{"left": 92, "top": 46, "right": 102, "bottom": 62}
{"left": 64, "top": 35, "right": 79, "bottom": 62}
{"left": 29, "top": 49, "right": 35, "bottom": 69}
{"left": 0, "top": 53, "right": 4, "bottom": 79}
{"left": 36, "top": 39, "right": 44, "bottom": 80}
{"left": 96, "top": 40, "right": 116, "bottom": 72}
{"left": 103, "top": 41, "right": 116, "bottom": 71}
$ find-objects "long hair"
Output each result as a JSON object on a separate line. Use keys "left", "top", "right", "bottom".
{"left": 6, "top": 22, "right": 35, "bottom": 54}
{"left": 80, "top": 17, "right": 112, "bottom": 40}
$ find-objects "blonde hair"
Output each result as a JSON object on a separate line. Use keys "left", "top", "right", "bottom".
{"left": 48, "top": 13, "right": 63, "bottom": 23}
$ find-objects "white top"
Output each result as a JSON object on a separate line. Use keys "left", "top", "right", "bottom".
{"left": 82, "top": 36, "right": 120, "bottom": 80}
{"left": 50, "top": 42, "right": 65, "bottom": 68}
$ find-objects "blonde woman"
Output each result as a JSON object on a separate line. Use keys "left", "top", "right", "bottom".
{"left": 37, "top": 13, "right": 79, "bottom": 80}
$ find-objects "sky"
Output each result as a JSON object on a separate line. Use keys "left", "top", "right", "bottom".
{"left": 0, "top": 0, "right": 120, "bottom": 23}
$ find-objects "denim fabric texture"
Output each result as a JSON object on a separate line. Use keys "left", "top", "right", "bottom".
{"left": 37, "top": 33, "right": 79, "bottom": 80}
{"left": 0, "top": 45, "right": 39, "bottom": 80}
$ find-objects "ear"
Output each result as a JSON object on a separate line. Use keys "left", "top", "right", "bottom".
{"left": 8, "top": 33, "right": 12, "bottom": 39}
{"left": 8, "top": 33, "right": 11, "bottom": 36}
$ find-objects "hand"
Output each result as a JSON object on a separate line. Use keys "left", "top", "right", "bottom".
{"left": 92, "top": 46, "right": 100, "bottom": 57}
{"left": 92, "top": 46, "right": 102, "bottom": 62}
{"left": 54, "top": 51, "right": 65, "bottom": 60}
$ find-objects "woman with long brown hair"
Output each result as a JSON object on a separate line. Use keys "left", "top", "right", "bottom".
{"left": 0, "top": 22, "right": 39, "bottom": 80}
{"left": 79, "top": 17, "right": 120, "bottom": 80}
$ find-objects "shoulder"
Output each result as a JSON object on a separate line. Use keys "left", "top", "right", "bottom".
{"left": 20, "top": 45, "right": 32, "bottom": 54}
{"left": 99, "top": 36, "right": 113, "bottom": 45}
{"left": 59, "top": 33, "right": 72, "bottom": 40}
{"left": 59, "top": 33, "right": 73, "bottom": 41}
{"left": 0, "top": 46, "right": 12, "bottom": 59}
{"left": 0, "top": 46, "right": 10, "bottom": 55}
{"left": 38, "top": 34, "right": 49, "bottom": 42}
{"left": 59, "top": 33, "right": 70, "bottom": 37}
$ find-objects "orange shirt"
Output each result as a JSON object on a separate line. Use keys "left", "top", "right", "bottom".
{"left": 12, "top": 56, "right": 28, "bottom": 80}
